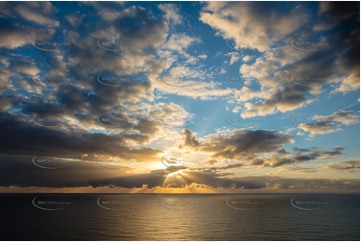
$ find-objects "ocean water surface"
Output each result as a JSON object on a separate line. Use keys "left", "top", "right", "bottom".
{"left": 0, "top": 194, "right": 359, "bottom": 241}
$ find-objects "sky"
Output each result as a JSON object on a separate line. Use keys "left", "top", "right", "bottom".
{"left": 0, "top": 1, "right": 359, "bottom": 193}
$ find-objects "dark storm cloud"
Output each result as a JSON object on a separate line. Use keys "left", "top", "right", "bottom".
{"left": 0, "top": 113, "right": 161, "bottom": 160}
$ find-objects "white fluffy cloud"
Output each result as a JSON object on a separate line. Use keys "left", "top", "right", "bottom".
{"left": 200, "top": 2, "right": 308, "bottom": 52}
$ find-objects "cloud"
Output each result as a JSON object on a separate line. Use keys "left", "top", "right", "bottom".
{"left": 324, "top": 160, "right": 360, "bottom": 171}
{"left": 216, "top": 1, "right": 359, "bottom": 118}
{"left": 0, "top": 93, "right": 200, "bottom": 161}
{"left": 198, "top": 54, "right": 207, "bottom": 60}
{"left": 0, "top": 17, "right": 52, "bottom": 49}
{"left": 151, "top": 63, "right": 233, "bottom": 100}
{"left": 314, "top": 2, "right": 359, "bottom": 31}
{"left": 0, "top": 153, "right": 358, "bottom": 192}
{"left": 0, "top": 154, "right": 165, "bottom": 188}
{"left": 241, "top": 86, "right": 313, "bottom": 118}
{"left": 226, "top": 52, "right": 240, "bottom": 65}
{"left": 335, "top": 30, "right": 360, "bottom": 93}
{"left": 0, "top": 2, "right": 358, "bottom": 193}
{"left": 0, "top": 2, "right": 60, "bottom": 48}
{"left": 62, "top": 4, "right": 230, "bottom": 102}
{"left": 158, "top": 4, "right": 182, "bottom": 25}
{"left": 234, "top": 33, "right": 359, "bottom": 117}
{"left": 180, "top": 129, "right": 200, "bottom": 148}
{"left": 163, "top": 33, "right": 201, "bottom": 56}
{"left": 200, "top": 2, "right": 308, "bottom": 52}
{"left": 180, "top": 129, "right": 293, "bottom": 161}
{"left": 264, "top": 147, "right": 343, "bottom": 167}
{"left": 15, "top": 2, "right": 59, "bottom": 27}
{"left": 0, "top": 113, "right": 162, "bottom": 162}
{"left": 0, "top": 3, "right": 192, "bottom": 137}
{"left": 65, "top": 5, "right": 168, "bottom": 78}
{"left": 166, "top": 127, "right": 353, "bottom": 171}
{"left": 299, "top": 110, "right": 359, "bottom": 135}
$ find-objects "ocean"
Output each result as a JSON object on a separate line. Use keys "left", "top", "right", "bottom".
{"left": 0, "top": 194, "right": 359, "bottom": 241}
